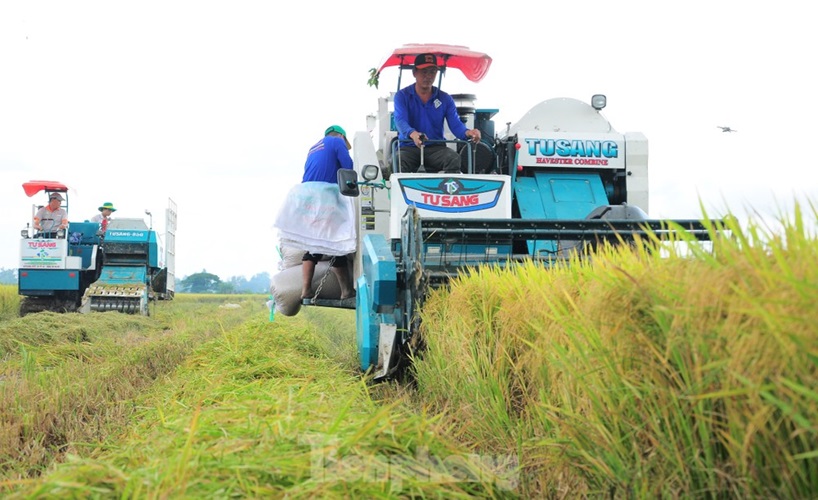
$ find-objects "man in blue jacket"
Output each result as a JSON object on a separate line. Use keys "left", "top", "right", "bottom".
{"left": 298, "top": 125, "right": 355, "bottom": 301}
{"left": 393, "top": 53, "right": 482, "bottom": 173}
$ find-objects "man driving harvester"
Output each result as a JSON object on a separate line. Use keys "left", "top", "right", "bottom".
{"left": 393, "top": 52, "right": 482, "bottom": 173}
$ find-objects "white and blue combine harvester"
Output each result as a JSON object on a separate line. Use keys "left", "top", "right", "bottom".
{"left": 302, "top": 44, "right": 720, "bottom": 380}
{"left": 18, "top": 180, "right": 177, "bottom": 316}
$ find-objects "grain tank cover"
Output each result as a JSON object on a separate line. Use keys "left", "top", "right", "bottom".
{"left": 507, "top": 98, "right": 614, "bottom": 135}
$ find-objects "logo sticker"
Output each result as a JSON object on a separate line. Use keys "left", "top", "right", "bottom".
{"left": 398, "top": 177, "right": 505, "bottom": 213}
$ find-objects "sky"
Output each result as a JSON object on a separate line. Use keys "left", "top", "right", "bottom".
{"left": 2, "top": 1, "right": 816, "bottom": 280}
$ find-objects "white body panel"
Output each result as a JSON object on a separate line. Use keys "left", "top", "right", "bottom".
{"left": 388, "top": 173, "right": 512, "bottom": 239}
{"left": 624, "top": 131, "right": 649, "bottom": 214}
{"left": 20, "top": 239, "right": 68, "bottom": 269}
{"left": 351, "top": 131, "right": 391, "bottom": 281}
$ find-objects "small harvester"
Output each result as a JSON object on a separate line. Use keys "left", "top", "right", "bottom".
{"left": 307, "top": 44, "right": 720, "bottom": 379}
{"left": 17, "top": 180, "right": 177, "bottom": 316}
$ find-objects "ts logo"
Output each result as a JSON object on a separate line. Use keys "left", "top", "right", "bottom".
{"left": 442, "top": 179, "right": 461, "bottom": 195}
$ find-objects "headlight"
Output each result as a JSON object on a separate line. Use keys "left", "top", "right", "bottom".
{"left": 21, "top": 229, "right": 29, "bottom": 238}
{"left": 362, "top": 164, "right": 379, "bottom": 181}
{"left": 591, "top": 94, "right": 607, "bottom": 111}
{"left": 57, "top": 228, "right": 66, "bottom": 239}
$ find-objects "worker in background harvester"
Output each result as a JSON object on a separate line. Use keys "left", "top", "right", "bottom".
{"left": 276, "top": 125, "right": 356, "bottom": 302}
{"left": 393, "top": 52, "right": 482, "bottom": 174}
{"left": 33, "top": 192, "right": 69, "bottom": 237}
{"left": 91, "top": 202, "right": 116, "bottom": 233}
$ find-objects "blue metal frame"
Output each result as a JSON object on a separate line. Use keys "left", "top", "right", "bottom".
{"left": 357, "top": 234, "right": 398, "bottom": 372}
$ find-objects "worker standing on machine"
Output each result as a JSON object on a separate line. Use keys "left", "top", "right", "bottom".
{"left": 91, "top": 202, "right": 116, "bottom": 233}
{"left": 33, "top": 192, "right": 69, "bottom": 237}
{"left": 274, "top": 125, "right": 357, "bottom": 302}
{"left": 393, "top": 53, "right": 481, "bottom": 173}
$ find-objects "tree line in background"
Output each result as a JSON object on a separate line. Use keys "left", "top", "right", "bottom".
{"left": 0, "top": 268, "right": 270, "bottom": 295}
{"left": 0, "top": 268, "right": 15, "bottom": 285}
{"left": 175, "top": 271, "right": 271, "bottom": 294}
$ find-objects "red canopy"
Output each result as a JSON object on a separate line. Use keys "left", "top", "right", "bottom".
{"left": 23, "top": 180, "right": 69, "bottom": 197}
{"left": 376, "top": 43, "right": 492, "bottom": 83}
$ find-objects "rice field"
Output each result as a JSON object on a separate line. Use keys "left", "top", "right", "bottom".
{"left": 1, "top": 202, "right": 817, "bottom": 498}
{"left": 412, "top": 203, "right": 818, "bottom": 497}
{"left": 0, "top": 284, "right": 19, "bottom": 321}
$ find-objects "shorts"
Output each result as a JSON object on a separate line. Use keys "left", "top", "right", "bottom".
{"left": 302, "top": 252, "right": 347, "bottom": 267}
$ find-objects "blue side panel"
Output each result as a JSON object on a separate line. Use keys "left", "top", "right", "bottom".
{"left": 149, "top": 231, "right": 159, "bottom": 268}
{"left": 362, "top": 234, "right": 397, "bottom": 309}
{"left": 67, "top": 222, "right": 101, "bottom": 269}
{"left": 356, "top": 276, "right": 379, "bottom": 371}
{"left": 514, "top": 172, "right": 610, "bottom": 255}
{"left": 70, "top": 246, "right": 95, "bottom": 269}
{"left": 514, "top": 177, "right": 548, "bottom": 219}
{"left": 19, "top": 270, "right": 80, "bottom": 293}
{"left": 358, "top": 234, "right": 398, "bottom": 372}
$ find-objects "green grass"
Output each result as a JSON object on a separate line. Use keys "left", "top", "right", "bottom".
{"left": 2, "top": 299, "right": 513, "bottom": 498}
{"left": 0, "top": 294, "right": 266, "bottom": 487}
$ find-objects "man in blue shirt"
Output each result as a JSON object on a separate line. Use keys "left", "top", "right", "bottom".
{"left": 302, "top": 125, "right": 353, "bottom": 182}
{"left": 299, "top": 125, "right": 355, "bottom": 301}
{"left": 393, "top": 53, "right": 482, "bottom": 173}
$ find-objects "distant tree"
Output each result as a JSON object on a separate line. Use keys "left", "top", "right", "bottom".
{"left": 228, "top": 275, "right": 248, "bottom": 293}
{"left": 0, "top": 268, "right": 16, "bottom": 285}
{"left": 226, "top": 272, "right": 270, "bottom": 294}
{"left": 177, "top": 271, "right": 270, "bottom": 294}
{"left": 177, "top": 270, "right": 222, "bottom": 293}
{"left": 246, "top": 272, "right": 271, "bottom": 294}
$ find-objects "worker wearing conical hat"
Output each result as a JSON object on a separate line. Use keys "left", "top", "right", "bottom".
{"left": 91, "top": 202, "right": 116, "bottom": 233}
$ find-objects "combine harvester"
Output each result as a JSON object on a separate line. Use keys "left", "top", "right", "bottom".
{"left": 296, "top": 44, "right": 720, "bottom": 380}
{"left": 18, "top": 180, "right": 177, "bottom": 316}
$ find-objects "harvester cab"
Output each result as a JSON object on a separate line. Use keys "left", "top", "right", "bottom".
{"left": 302, "top": 44, "right": 719, "bottom": 380}
{"left": 18, "top": 180, "right": 102, "bottom": 315}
